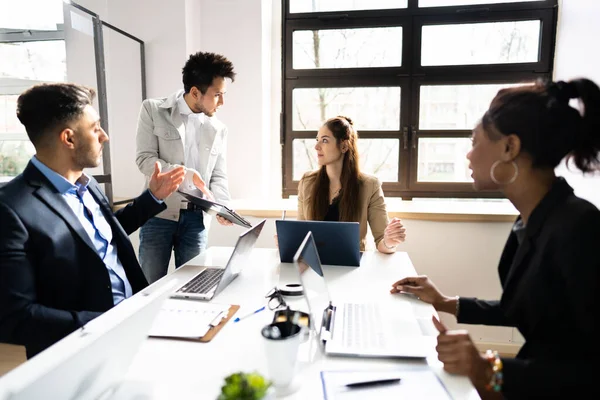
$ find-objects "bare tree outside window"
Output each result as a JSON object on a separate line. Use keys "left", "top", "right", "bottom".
{"left": 292, "top": 19, "right": 402, "bottom": 181}
{"left": 422, "top": 20, "right": 540, "bottom": 66}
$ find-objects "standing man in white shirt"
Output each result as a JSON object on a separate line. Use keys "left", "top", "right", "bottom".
{"left": 136, "top": 52, "right": 235, "bottom": 283}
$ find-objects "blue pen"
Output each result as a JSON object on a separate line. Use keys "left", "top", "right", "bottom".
{"left": 234, "top": 306, "right": 266, "bottom": 323}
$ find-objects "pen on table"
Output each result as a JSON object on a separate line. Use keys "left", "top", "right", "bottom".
{"left": 282, "top": 210, "right": 286, "bottom": 220}
{"left": 345, "top": 377, "right": 401, "bottom": 389}
{"left": 233, "top": 306, "right": 266, "bottom": 323}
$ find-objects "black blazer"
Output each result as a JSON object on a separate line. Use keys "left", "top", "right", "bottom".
{"left": 458, "top": 178, "right": 599, "bottom": 399}
{"left": 0, "top": 162, "right": 166, "bottom": 358}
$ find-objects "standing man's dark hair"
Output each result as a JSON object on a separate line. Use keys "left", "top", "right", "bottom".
{"left": 136, "top": 51, "right": 236, "bottom": 284}
{"left": 182, "top": 52, "right": 236, "bottom": 94}
{"left": 16, "top": 83, "right": 95, "bottom": 148}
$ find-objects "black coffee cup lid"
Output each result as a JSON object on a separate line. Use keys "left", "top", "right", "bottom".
{"left": 262, "top": 321, "right": 300, "bottom": 340}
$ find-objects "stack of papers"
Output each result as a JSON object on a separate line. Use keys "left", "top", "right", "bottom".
{"left": 320, "top": 367, "right": 452, "bottom": 400}
{"left": 149, "top": 299, "right": 230, "bottom": 339}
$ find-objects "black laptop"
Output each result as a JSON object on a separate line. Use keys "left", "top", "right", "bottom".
{"left": 276, "top": 220, "right": 361, "bottom": 267}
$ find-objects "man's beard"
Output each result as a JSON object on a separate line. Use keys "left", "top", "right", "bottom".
{"left": 74, "top": 141, "right": 101, "bottom": 170}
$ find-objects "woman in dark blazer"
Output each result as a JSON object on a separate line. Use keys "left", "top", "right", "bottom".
{"left": 391, "top": 78, "right": 600, "bottom": 399}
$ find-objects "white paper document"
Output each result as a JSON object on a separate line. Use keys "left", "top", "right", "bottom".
{"left": 320, "top": 366, "right": 452, "bottom": 400}
{"left": 149, "top": 299, "right": 230, "bottom": 339}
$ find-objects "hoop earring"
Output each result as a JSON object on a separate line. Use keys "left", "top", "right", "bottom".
{"left": 490, "top": 160, "right": 518, "bottom": 185}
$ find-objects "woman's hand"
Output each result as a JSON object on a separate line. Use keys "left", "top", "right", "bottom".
{"left": 390, "top": 275, "right": 457, "bottom": 314}
{"left": 384, "top": 217, "right": 406, "bottom": 246}
{"left": 432, "top": 317, "right": 493, "bottom": 391}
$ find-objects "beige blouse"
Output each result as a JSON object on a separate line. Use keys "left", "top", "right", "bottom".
{"left": 297, "top": 171, "right": 389, "bottom": 251}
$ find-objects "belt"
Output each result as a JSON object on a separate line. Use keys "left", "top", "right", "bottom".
{"left": 180, "top": 201, "right": 201, "bottom": 211}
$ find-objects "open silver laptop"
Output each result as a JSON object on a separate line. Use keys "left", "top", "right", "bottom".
{"left": 0, "top": 281, "right": 177, "bottom": 400}
{"left": 294, "top": 231, "right": 428, "bottom": 359}
{"left": 171, "top": 219, "right": 266, "bottom": 301}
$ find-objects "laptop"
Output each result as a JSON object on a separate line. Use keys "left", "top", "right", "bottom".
{"left": 293, "top": 231, "right": 428, "bottom": 359}
{"left": 171, "top": 219, "right": 266, "bottom": 301}
{"left": 0, "top": 280, "right": 177, "bottom": 400}
{"left": 276, "top": 220, "right": 361, "bottom": 266}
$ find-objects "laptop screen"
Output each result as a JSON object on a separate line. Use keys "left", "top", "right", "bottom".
{"left": 276, "top": 220, "right": 361, "bottom": 266}
{"left": 212, "top": 219, "right": 266, "bottom": 297}
{"left": 0, "top": 281, "right": 176, "bottom": 400}
{"left": 226, "top": 219, "right": 265, "bottom": 276}
{"left": 293, "top": 231, "right": 332, "bottom": 333}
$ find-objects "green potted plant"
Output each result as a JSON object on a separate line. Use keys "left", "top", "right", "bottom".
{"left": 218, "top": 371, "right": 273, "bottom": 400}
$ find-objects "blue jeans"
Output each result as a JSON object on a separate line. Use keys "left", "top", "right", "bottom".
{"left": 139, "top": 210, "right": 207, "bottom": 284}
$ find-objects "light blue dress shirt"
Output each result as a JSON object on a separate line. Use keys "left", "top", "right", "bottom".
{"left": 30, "top": 157, "right": 132, "bottom": 305}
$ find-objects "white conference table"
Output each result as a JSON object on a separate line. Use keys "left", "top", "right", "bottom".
{"left": 125, "top": 247, "right": 479, "bottom": 400}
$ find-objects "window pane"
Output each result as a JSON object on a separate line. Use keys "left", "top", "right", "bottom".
{"left": 0, "top": 41, "right": 67, "bottom": 81}
{"left": 0, "top": 0, "right": 63, "bottom": 30}
{"left": 420, "top": 0, "right": 541, "bottom": 7}
{"left": 422, "top": 20, "right": 540, "bottom": 66}
{"left": 293, "top": 87, "right": 400, "bottom": 130}
{"left": 0, "top": 140, "right": 35, "bottom": 178}
{"left": 417, "top": 138, "right": 472, "bottom": 183}
{"left": 293, "top": 138, "right": 399, "bottom": 182}
{"left": 290, "top": 0, "right": 407, "bottom": 13}
{"left": 359, "top": 139, "right": 399, "bottom": 182}
{"left": 0, "top": 95, "right": 24, "bottom": 134}
{"left": 293, "top": 27, "right": 402, "bottom": 69}
{"left": 419, "top": 83, "right": 519, "bottom": 130}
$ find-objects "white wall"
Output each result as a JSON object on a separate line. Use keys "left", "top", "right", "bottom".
{"left": 196, "top": 0, "right": 278, "bottom": 199}
{"left": 105, "top": 0, "right": 187, "bottom": 98}
{"left": 553, "top": 0, "right": 600, "bottom": 208}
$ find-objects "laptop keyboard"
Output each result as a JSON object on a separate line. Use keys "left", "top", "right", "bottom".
{"left": 178, "top": 268, "right": 224, "bottom": 294}
{"left": 341, "top": 303, "right": 386, "bottom": 349}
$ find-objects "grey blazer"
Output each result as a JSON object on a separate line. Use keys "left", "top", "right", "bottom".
{"left": 135, "top": 90, "right": 230, "bottom": 221}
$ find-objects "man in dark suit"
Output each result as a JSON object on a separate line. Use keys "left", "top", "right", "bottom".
{"left": 0, "top": 83, "right": 185, "bottom": 358}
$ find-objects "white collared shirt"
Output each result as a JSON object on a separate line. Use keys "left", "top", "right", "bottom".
{"left": 176, "top": 92, "right": 212, "bottom": 192}
{"left": 177, "top": 92, "right": 207, "bottom": 172}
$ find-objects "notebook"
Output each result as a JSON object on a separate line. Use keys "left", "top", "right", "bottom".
{"left": 149, "top": 299, "right": 231, "bottom": 339}
{"left": 320, "top": 367, "right": 451, "bottom": 400}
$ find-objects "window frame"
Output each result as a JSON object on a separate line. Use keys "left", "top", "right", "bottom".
{"left": 0, "top": 28, "right": 66, "bottom": 180}
{"left": 282, "top": 0, "right": 558, "bottom": 199}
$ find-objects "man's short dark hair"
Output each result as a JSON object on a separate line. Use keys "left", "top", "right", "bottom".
{"left": 16, "top": 83, "right": 96, "bottom": 147}
{"left": 182, "top": 52, "right": 236, "bottom": 94}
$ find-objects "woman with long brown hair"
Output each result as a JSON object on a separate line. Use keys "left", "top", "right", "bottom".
{"left": 297, "top": 115, "right": 406, "bottom": 253}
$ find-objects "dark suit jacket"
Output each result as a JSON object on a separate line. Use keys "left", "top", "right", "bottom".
{"left": 0, "top": 162, "right": 166, "bottom": 358}
{"left": 458, "top": 178, "right": 599, "bottom": 399}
